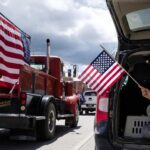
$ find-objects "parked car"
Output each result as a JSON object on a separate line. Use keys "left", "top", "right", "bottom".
{"left": 94, "top": 0, "right": 150, "bottom": 149}
{"left": 80, "top": 90, "right": 97, "bottom": 114}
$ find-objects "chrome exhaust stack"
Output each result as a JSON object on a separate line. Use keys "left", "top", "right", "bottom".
{"left": 46, "top": 38, "right": 50, "bottom": 74}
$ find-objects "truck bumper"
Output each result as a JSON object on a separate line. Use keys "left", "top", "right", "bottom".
{"left": 0, "top": 114, "right": 45, "bottom": 129}
{"left": 81, "top": 104, "right": 96, "bottom": 111}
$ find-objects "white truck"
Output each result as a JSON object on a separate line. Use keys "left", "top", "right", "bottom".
{"left": 80, "top": 90, "right": 97, "bottom": 114}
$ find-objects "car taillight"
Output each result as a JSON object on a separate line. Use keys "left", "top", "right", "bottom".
{"left": 94, "top": 93, "right": 109, "bottom": 135}
{"left": 20, "top": 92, "right": 26, "bottom": 112}
{"left": 95, "top": 94, "right": 109, "bottom": 123}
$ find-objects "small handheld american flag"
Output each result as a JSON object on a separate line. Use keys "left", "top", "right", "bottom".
{"left": 78, "top": 49, "right": 125, "bottom": 96}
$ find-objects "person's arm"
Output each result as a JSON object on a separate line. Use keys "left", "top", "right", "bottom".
{"left": 139, "top": 86, "right": 150, "bottom": 100}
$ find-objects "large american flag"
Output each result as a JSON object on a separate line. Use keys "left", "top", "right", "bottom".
{"left": 0, "top": 13, "right": 30, "bottom": 88}
{"left": 78, "top": 50, "right": 125, "bottom": 96}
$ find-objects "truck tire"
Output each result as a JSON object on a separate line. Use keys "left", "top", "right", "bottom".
{"left": 85, "top": 110, "right": 89, "bottom": 114}
{"left": 65, "top": 104, "right": 79, "bottom": 128}
{"left": 36, "top": 102, "right": 56, "bottom": 140}
{"left": 80, "top": 109, "right": 83, "bottom": 115}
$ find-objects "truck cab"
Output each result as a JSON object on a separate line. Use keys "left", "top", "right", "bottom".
{"left": 30, "top": 55, "right": 63, "bottom": 82}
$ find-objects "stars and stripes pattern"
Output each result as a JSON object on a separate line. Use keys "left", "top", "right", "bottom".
{"left": 78, "top": 50, "right": 125, "bottom": 96}
{"left": 0, "top": 13, "right": 30, "bottom": 88}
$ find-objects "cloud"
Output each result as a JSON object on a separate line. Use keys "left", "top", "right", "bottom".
{"left": 1, "top": 0, "right": 118, "bottom": 73}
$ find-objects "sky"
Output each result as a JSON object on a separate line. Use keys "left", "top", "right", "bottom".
{"left": 0, "top": 0, "right": 118, "bottom": 75}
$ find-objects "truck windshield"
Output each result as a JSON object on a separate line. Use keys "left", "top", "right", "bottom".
{"left": 30, "top": 63, "right": 46, "bottom": 71}
{"left": 85, "top": 92, "right": 97, "bottom": 96}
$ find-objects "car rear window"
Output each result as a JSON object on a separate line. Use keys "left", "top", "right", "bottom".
{"left": 84, "top": 92, "right": 97, "bottom": 96}
{"left": 126, "top": 8, "right": 150, "bottom": 32}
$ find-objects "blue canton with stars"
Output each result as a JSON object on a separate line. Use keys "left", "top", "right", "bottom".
{"left": 21, "top": 32, "right": 31, "bottom": 64}
{"left": 91, "top": 50, "right": 115, "bottom": 74}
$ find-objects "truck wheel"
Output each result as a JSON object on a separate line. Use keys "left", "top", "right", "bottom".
{"left": 36, "top": 102, "right": 56, "bottom": 140}
{"left": 85, "top": 110, "right": 89, "bottom": 114}
{"left": 65, "top": 104, "right": 79, "bottom": 128}
{"left": 80, "top": 109, "right": 83, "bottom": 115}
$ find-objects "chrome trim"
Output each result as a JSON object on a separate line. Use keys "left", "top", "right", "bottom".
{"left": 0, "top": 114, "right": 45, "bottom": 120}
{"left": 57, "top": 114, "right": 74, "bottom": 118}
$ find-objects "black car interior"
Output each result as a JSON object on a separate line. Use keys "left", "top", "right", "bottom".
{"left": 117, "top": 51, "right": 150, "bottom": 139}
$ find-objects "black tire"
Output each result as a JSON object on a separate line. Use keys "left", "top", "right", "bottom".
{"left": 85, "top": 110, "right": 89, "bottom": 114}
{"left": 36, "top": 102, "right": 56, "bottom": 140}
{"left": 80, "top": 109, "right": 83, "bottom": 115}
{"left": 65, "top": 104, "right": 79, "bottom": 128}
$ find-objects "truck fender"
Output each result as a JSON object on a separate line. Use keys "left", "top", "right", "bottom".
{"left": 65, "top": 95, "right": 79, "bottom": 105}
{"left": 25, "top": 93, "right": 43, "bottom": 116}
{"left": 40, "top": 95, "right": 55, "bottom": 115}
{"left": 65, "top": 95, "right": 80, "bottom": 115}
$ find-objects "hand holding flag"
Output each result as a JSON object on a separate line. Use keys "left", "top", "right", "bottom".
{"left": 138, "top": 85, "right": 150, "bottom": 100}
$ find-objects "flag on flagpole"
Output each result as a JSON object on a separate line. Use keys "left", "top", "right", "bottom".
{"left": 78, "top": 50, "right": 126, "bottom": 96}
{"left": 0, "top": 13, "right": 30, "bottom": 88}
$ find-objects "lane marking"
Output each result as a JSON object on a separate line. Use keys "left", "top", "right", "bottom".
{"left": 73, "top": 132, "right": 94, "bottom": 150}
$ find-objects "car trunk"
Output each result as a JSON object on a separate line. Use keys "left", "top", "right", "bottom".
{"left": 106, "top": 0, "right": 150, "bottom": 148}
{"left": 110, "top": 49, "right": 150, "bottom": 148}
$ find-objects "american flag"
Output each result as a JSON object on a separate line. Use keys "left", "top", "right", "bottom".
{"left": 0, "top": 13, "right": 30, "bottom": 88}
{"left": 78, "top": 50, "right": 125, "bottom": 96}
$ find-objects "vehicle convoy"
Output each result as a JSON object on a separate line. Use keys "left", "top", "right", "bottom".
{"left": 0, "top": 13, "right": 79, "bottom": 140}
{"left": 95, "top": 0, "right": 150, "bottom": 149}
{"left": 80, "top": 90, "right": 97, "bottom": 114}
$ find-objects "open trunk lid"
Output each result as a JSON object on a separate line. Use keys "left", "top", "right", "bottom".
{"left": 106, "top": 0, "right": 150, "bottom": 49}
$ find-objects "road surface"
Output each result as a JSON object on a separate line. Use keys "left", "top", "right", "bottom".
{"left": 0, "top": 113, "right": 95, "bottom": 150}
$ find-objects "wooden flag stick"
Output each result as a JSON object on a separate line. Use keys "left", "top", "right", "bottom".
{"left": 99, "top": 45, "right": 142, "bottom": 87}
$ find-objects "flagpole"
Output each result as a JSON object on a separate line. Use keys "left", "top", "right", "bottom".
{"left": 99, "top": 45, "right": 142, "bottom": 87}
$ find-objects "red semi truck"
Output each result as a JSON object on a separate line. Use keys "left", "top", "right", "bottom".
{"left": 0, "top": 13, "right": 79, "bottom": 140}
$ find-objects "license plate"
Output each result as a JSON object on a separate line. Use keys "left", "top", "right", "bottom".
{"left": 88, "top": 98, "right": 92, "bottom": 101}
{"left": 87, "top": 104, "right": 93, "bottom": 107}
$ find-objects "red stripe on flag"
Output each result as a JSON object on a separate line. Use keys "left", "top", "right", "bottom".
{"left": 85, "top": 70, "right": 98, "bottom": 85}
{"left": 0, "top": 46, "right": 24, "bottom": 60}
{"left": 97, "top": 68, "right": 125, "bottom": 95}
{"left": 0, "top": 35, "right": 23, "bottom": 51}
{"left": 0, "top": 81, "right": 19, "bottom": 89}
{"left": 0, "top": 69, "right": 19, "bottom": 79}
{"left": 78, "top": 65, "right": 91, "bottom": 79}
{"left": 0, "top": 57, "right": 23, "bottom": 69}
{"left": 93, "top": 63, "right": 119, "bottom": 90}
{"left": 101, "top": 71, "right": 125, "bottom": 95}
{"left": 0, "top": 16, "right": 19, "bottom": 32}
{"left": 89, "top": 73, "right": 101, "bottom": 88}
{"left": 0, "top": 81, "right": 12, "bottom": 89}
{"left": 0, "top": 25, "right": 21, "bottom": 41}
{"left": 80, "top": 66, "right": 94, "bottom": 83}
{"left": 96, "top": 67, "right": 122, "bottom": 93}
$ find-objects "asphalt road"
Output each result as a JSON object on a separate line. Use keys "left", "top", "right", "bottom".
{"left": 0, "top": 113, "right": 95, "bottom": 150}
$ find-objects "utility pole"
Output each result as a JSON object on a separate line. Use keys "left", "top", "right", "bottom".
{"left": 73, "top": 65, "right": 77, "bottom": 77}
